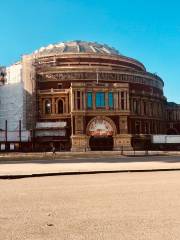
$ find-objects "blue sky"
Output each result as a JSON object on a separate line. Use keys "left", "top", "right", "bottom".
{"left": 0, "top": 0, "right": 180, "bottom": 102}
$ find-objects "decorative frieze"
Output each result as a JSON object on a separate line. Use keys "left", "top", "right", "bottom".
{"left": 39, "top": 71, "right": 163, "bottom": 90}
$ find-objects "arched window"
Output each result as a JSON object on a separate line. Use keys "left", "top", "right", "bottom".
{"left": 45, "top": 99, "right": 51, "bottom": 114}
{"left": 58, "top": 99, "right": 64, "bottom": 114}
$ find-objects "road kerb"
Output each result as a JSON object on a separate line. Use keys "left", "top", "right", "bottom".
{"left": 1, "top": 167, "right": 180, "bottom": 179}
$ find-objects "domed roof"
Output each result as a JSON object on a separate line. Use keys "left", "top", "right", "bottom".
{"left": 32, "top": 40, "right": 146, "bottom": 71}
{"left": 33, "top": 40, "right": 121, "bottom": 56}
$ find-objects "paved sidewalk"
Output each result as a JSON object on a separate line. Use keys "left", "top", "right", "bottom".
{"left": 0, "top": 150, "right": 180, "bottom": 161}
{"left": 0, "top": 153, "right": 180, "bottom": 178}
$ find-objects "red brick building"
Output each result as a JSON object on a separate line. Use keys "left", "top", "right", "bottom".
{"left": 1, "top": 41, "right": 180, "bottom": 151}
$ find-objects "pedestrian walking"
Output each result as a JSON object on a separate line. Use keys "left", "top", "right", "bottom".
{"left": 51, "top": 144, "right": 56, "bottom": 158}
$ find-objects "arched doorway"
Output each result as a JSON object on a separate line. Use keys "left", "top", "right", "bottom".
{"left": 89, "top": 136, "right": 113, "bottom": 151}
{"left": 58, "top": 99, "right": 64, "bottom": 114}
{"left": 87, "top": 117, "right": 116, "bottom": 151}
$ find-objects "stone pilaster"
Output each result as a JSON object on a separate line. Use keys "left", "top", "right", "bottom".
{"left": 71, "top": 135, "right": 89, "bottom": 152}
{"left": 74, "top": 116, "right": 84, "bottom": 134}
{"left": 113, "top": 134, "right": 133, "bottom": 151}
{"left": 119, "top": 116, "right": 128, "bottom": 134}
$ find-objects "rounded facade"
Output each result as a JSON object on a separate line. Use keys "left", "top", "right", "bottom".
{"left": 30, "top": 40, "right": 166, "bottom": 151}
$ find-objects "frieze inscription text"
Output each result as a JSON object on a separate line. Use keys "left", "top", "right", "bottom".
{"left": 41, "top": 72, "right": 163, "bottom": 89}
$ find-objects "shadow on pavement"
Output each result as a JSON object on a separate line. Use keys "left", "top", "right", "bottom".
{"left": 0, "top": 155, "right": 180, "bottom": 164}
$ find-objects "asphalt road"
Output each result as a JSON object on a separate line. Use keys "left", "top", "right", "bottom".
{"left": 1, "top": 172, "right": 180, "bottom": 240}
{"left": 0, "top": 155, "right": 180, "bottom": 177}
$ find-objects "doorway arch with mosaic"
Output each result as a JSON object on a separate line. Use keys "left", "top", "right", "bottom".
{"left": 87, "top": 117, "right": 117, "bottom": 150}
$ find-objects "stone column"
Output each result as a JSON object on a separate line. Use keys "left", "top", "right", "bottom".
{"left": 74, "top": 91, "right": 77, "bottom": 110}
{"left": 70, "top": 89, "right": 74, "bottom": 112}
{"left": 124, "top": 91, "right": 127, "bottom": 110}
{"left": 114, "top": 92, "right": 118, "bottom": 110}
{"left": 126, "top": 92, "right": 130, "bottom": 110}
{"left": 80, "top": 91, "right": 83, "bottom": 110}
{"left": 83, "top": 91, "right": 86, "bottom": 110}
{"left": 65, "top": 96, "right": 68, "bottom": 113}
{"left": 93, "top": 92, "right": 96, "bottom": 110}
{"left": 119, "top": 91, "right": 121, "bottom": 110}
{"left": 105, "top": 91, "right": 108, "bottom": 108}
{"left": 53, "top": 98, "right": 56, "bottom": 114}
